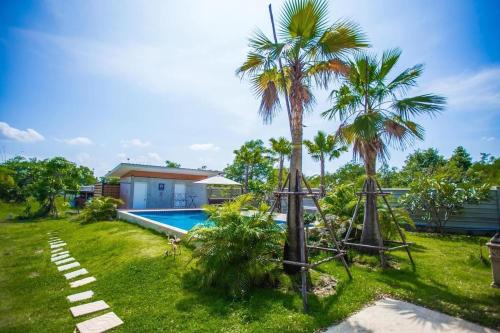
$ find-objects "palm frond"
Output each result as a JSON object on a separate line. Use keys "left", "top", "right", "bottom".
{"left": 308, "top": 58, "right": 349, "bottom": 88}
{"left": 317, "top": 19, "right": 369, "bottom": 58}
{"left": 377, "top": 48, "right": 401, "bottom": 80}
{"left": 279, "top": 0, "right": 329, "bottom": 41}
{"left": 392, "top": 94, "right": 446, "bottom": 120}
{"left": 387, "top": 64, "right": 424, "bottom": 94}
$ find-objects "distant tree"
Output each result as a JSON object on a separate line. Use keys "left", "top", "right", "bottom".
{"left": 449, "top": 146, "right": 472, "bottom": 171}
{"left": 304, "top": 131, "right": 347, "bottom": 197}
{"left": 470, "top": 153, "right": 500, "bottom": 185}
{"left": 0, "top": 166, "right": 17, "bottom": 201}
{"left": 400, "top": 148, "right": 446, "bottom": 185}
{"left": 324, "top": 49, "right": 446, "bottom": 248}
{"left": 377, "top": 162, "right": 402, "bottom": 188}
{"left": 269, "top": 137, "right": 291, "bottom": 189}
{"left": 224, "top": 140, "right": 273, "bottom": 194}
{"left": 165, "top": 160, "right": 181, "bottom": 168}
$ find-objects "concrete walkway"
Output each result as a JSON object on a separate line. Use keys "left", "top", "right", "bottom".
{"left": 325, "top": 298, "right": 498, "bottom": 333}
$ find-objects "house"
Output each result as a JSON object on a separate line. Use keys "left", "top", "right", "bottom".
{"left": 105, "top": 163, "right": 220, "bottom": 209}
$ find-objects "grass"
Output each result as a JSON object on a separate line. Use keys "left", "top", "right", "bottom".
{"left": 0, "top": 205, "right": 499, "bottom": 332}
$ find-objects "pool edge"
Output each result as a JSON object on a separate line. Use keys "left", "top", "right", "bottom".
{"left": 118, "top": 210, "right": 189, "bottom": 237}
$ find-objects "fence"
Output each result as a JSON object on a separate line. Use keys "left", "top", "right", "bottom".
{"left": 280, "top": 187, "right": 500, "bottom": 235}
{"left": 94, "top": 183, "right": 120, "bottom": 199}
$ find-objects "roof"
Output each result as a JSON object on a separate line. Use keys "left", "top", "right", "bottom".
{"left": 105, "top": 163, "right": 220, "bottom": 178}
{"left": 194, "top": 175, "right": 241, "bottom": 186}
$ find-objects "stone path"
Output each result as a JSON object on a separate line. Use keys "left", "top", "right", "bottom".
{"left": 47, "top": 231, "right": 124, "bottom": 332}
{"left": 325, "top": 298, "right": 499, "bottom": 333}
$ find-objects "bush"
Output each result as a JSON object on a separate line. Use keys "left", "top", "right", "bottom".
{"left": 75, "top": 197, "right": 123, "bottom": 224}
{"left": 187, "top": 194, "right": 283, "bottom": 298}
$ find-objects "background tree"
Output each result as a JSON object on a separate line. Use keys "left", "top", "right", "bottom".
{"left": 165, "top": 160, "right": 181, "bottom": 168}
{"left": 224, "top": 140, "right": 274, "bottom": 194}
{"left": 304, "top": 131, "right": 347, "bottom": 197}
{"left": 269, "top": 137, "right": 292, "bottom": 211}
{"left": 399, "top": 148, "right": 446, "bottom": 185}
{"left": 323, "top": 49, "right": 445, "bottom": 248}
{"left": 449, "top": 146, "right": 472, "bottom": 172}
{"left": 237, "top": 0, "right": 367, "bottom": 271}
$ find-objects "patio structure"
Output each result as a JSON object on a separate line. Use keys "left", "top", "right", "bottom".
{"left": 105, "top": 163, "right": 220, "bottom": 209}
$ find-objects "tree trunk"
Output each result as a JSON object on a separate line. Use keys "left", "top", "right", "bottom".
{"left": 244, "top": 165, "right": 249, "bottom": 193}
{"left": 319, "top": 155, "right": 325, "bottom": 198}
{"left": 284, "top": 107, "right": 304, "bottom": 274}
{"left": 360, "top": 157, "right": 383, "bottom": 251}
{"left": 277, "top": 156, "right": 284, "bottom": 212}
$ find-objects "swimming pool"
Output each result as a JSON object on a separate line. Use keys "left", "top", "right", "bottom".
{"left": 131, "top": 210, "right": 210, "bottom": 231}
{"left": 117, "top": 209, "right": 286, "bottom": 237}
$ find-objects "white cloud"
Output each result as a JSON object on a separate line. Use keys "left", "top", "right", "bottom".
{"left": 481, "top": 136, "right": 495, "bottom": 142}
{"left": 121, "top": 138, "right": 151, "bottom": 148}
{"left": 188, "top": 143, "right": 220, "bottom": 151}
{"left": 0, "top": 122, "right": 45, "bottom": 143}
{"left": 63, "top": 136, "right": 93, "bottom": 145}
{"left": 424, "top": 67, "right": 500, "bottom": 110}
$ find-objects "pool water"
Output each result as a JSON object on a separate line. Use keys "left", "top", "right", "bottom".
{"left": 131, "top": 210, "right": 209, "bottom": 231}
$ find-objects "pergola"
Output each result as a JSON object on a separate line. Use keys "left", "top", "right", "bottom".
{"left": 194, "top": 176, "right": 242, "bottom": 204}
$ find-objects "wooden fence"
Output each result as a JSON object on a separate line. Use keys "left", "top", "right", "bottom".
{"left": 94, "top": 183, "right": 120, "bottom": 199}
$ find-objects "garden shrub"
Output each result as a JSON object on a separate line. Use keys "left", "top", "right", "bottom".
{"left": 187, "top": 194, "right": 283, "bottom": 298}
{"left": 75, "top": 196, "right": 123, "bottom": 224}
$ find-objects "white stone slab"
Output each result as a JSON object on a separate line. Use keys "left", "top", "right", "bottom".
{"left": 51, "top": 253, "right": 70, "bottom": 261}
{"left": 67, "top": 290, "right": 94, "bottom": 303}
{"left": 58, "top": 261, "right": 80, "bottom": 271}
{"left": 76, "top": 312, "right": 123, "bottom": 333}
{"left": 51, "top": 243, "right": 66, "bottom": 249}
{"left": 65, "top": 268, "right": 88, "bottom": 280}
{"left": 49, "top": 239, "right": 61, "bottom": 242}
{"left": 50, "top": 242, "right": 65, "bottom": 246}
{"left": 70, "top": 300, "right": 110, "bottom": 317}
{"left": 325, "top": 298, "right": 500, "bottom": 333}
{"left": 51, "top": 248, "right": 65, "bottom": 254}
{"left": 70, "top": 277, "right": 96, "bottom": 288}
{"left": 55, "top": 257, "right": 76, "bottom": 265}
{"left": 51, "top": 249, "right": 69, "bottom": 258}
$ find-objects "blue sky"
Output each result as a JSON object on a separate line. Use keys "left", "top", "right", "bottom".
{"left": 0, "top": 0, "right": 499, "bottom": 177}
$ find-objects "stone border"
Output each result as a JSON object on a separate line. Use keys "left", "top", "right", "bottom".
{"left": 117, "top": 210, "right": 194, "bottom": 237}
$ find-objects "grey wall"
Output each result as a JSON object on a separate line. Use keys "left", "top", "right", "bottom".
{"left": 123, "top": 176, "right": 208, "bottom": 209}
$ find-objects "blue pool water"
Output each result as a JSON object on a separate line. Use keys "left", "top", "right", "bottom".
{"left": 129, "top": 209, "right": 286, "bottom": 231}
{"left": 131, "top": 210, "right": 209, "bottom": 231}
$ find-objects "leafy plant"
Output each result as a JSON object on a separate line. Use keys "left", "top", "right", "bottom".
{"left": 75, "top": 196, "right": 123, "bottom": 224}
{"left": 400, "top": 167, "right": 490, "bottom": 233}
{"left": 187, "top": 194, "right": 283, "bottom": 298}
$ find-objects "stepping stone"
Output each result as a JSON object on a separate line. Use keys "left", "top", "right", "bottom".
{"left": 55, "top": 257, "right": 76, "bottom": 265}
{"left": 49, "top": 238, "right": 61, "bottom": 242}
{"left": 70, "top": 300, "right": 110, "bottom": 317}
{"left": 51, "top": 248, "right": 65, "bottom": 254}
{"left": 58, "top": 261, "right": 80, "bottom": 271}
{"left": 50, "top": 241, "right": 65, "bottom": 246}
{"left": 70, "top": 277, "right": 96, "bottom": 288}
{"left": 65, "top": 268, "right": 88, "bottom": 280}
{"left": 67, "top": 290, "right": 94, "bottom": 303}
{"left": 51, "top": 243, "right": 66, "bottom": 249}
{"left": 76, "top": 312, "right": 123, "bottom": 333}
{"left": 51, "top": 249, "right": 69, "bottom": 258}
{"left": 51, "top": 253, "right": 70, "bottom": 261}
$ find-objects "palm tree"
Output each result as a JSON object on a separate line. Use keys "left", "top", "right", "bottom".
{"left": 237, "top": 0, "right": 368, "bottom": 272}
{"left": 269, "top": 137, "right": 292, "bottom": 211}
{"left": 304, "top": 131, "right": 346, "bottom": 198}
{"left": 323, "top": 49, "right": 446, "bottom": 248}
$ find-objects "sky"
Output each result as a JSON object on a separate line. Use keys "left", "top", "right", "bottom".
{"left": 0, "top": 0, "right": 499, "bottom": 177}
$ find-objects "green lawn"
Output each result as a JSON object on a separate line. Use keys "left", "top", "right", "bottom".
{"left": 1, "top": 213, "right": 499, "bottom": 332}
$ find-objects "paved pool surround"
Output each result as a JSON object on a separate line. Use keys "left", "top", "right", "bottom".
{"left": 117, "top": 209, "right": 200, "bottom": 237}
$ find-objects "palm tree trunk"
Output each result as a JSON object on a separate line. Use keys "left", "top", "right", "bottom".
{"left": 320, "top": 155, "right": 325, "bottom": 198}
{"left": 244, "top": 165, "right": 249, "bottom": 193}
{"left": 284, "top": 105, "right": 304, "bottom": 274}
{"left": 277, "top": 155, "right": 284, "bottom": 212}
{"left": 360, "top": 156, "right": 383, "bottom": 251}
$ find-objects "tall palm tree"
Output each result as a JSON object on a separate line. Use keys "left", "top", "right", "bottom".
{"left": 323, "top": 49, "right": 446, "bottom": 248}
{"left": 269, "top": 137, "right": 292, "bottom": 211}
{"left": 304, "top": 131, "right": 346, "bottom": 198}
{"left": 237, "top": 0, "right": 368, "bottom": 272}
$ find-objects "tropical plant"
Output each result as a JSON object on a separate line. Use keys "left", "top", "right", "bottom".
{"left": 304, "top": 131, "right": 347, "bottom": 197}
{"left": 75, "top": 196, "right": 123, "bottom": 224}
{"left": 165, "top": 160, "right": 181, "bottom": 168}
{"left": 224, "top": 140, "right": 273, "bottom": 194}
{"left": 237, "top": 0, "right": 367, "bottom": 271}
{"left": 400, "top": 165, "right": 489, "bottom": 233}
{"left": 269, "top": 137, "right": 292, "bottom": 211}
{"left": 323, "top": 49, "right": 446, "bottom": 248}
{"left": 188, "top": 194, "right": 283, "bottom": 298}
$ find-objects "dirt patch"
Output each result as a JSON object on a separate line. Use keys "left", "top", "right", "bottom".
{"left": 312, "top": 274, "right": 337, "bottom": 298}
